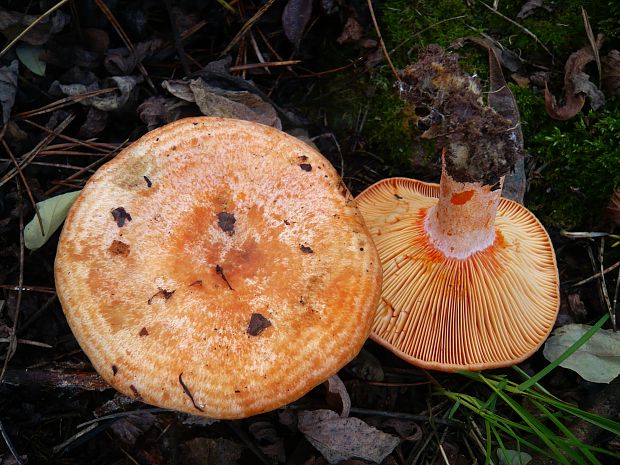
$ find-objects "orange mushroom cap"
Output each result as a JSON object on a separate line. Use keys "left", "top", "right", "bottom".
{"left": 356, "top": 177, "right": 559, "bottom": 372}
{"left": 55, "top": 117, "right": 382, "bottom": 418}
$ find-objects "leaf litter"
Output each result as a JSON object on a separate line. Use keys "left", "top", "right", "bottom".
{"left": 1, "top": 1, "right": 619, "bottom": 464}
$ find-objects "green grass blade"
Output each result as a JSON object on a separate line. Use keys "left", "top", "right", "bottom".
{"left": 530, "top": 398, "right": 601, "bottom": 465}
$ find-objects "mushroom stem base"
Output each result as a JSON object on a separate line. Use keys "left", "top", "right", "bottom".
{"left": 424, "top": 167, "right": 503, "bottom": 260}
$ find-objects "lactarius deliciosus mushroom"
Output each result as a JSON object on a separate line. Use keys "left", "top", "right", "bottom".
{"left": 356, "top": 46, "right": 559, "bottom": 371}
{"left": 55, "top": 117, "right": 382, "bottom": 418}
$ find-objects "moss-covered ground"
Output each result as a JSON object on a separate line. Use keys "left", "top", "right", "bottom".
{"left": 302, "top": 0, "right": 620, "bottom": 229}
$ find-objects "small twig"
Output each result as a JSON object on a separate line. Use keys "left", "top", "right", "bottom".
{"left": 598, "top": 238, "right": 615, "bottom": 329}
{"left": 23, "top": 119, "right": 114, "bottom": 153}
{"left": 0, "top": 338, "right": 52, "bottom": 348}
{"left": 14, "top": 88, "right": 117, "bottom": 120}
{"left": 229, "top": 60, "right": 301, "bottom": 72}
{"left": 613, "top": 266, "right": 620, "bottom": 327}
{"left": 164, "top": 0, "right": 191, "bottom": 76}
{"left": 0, "top": 0, "right": 71, "bottom": 59}
{"left": 44, "top": 142, "right": 124, "bottom": 196}
{"left": 571, "top": 260, "right": 620, "bottom": 287}
{"left": 248, "top": 31, "right": 270, "bottom": 74}
{"left": 366, "top": 0, "right": 400, "bottom": 81}
{"left": 52, "top": 422, "right": 102, "bottom": 454}
{"left": 221, "top": 0, "right": 278, "bottom": 56}
{"left": 0, "top": 114, "right": 75, "bottom": 188}
{"left": 581, "top": 7, "right": 601, "bottom": 86}
{"left": 349, "top": 407, "right": 464, "bottom": 428}
{"left": 227, "top": 421, "right": 272, "bottom": 465}
{"left": 0, "top": 182, "right": 24, "bottom": 384}
{"left": 2, "top": 140, "right": 44, "bottom": 235}
{"left": 93, "top": 0, "right": 156, "bottom": 91}
{"left": 78, "top": 408, "right": 169, "bottom": 428}
{"left": 586, "top": 242, "right": 614, "bottom": 330}
{"left": 215, "top": 264, "right": 234, "bottom": 290}
{"left": 478, "top": 0, "right": 554, "bottom": 60}
{"left": 0, "top": 420, "right": 23, "bottom": 465}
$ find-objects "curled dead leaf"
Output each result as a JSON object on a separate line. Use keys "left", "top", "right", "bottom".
{"left": 59, "top": 76, "right": 143, "bottom": 112}
{"left": 137, "top": 96, "right": 187, "bottom": 130}
{"left": 324, "top": 375, "right": 351, "bottom": 417}
{"left": 545, "top": 34, "right": 605, "bottom": 120}
{"left": 337, "top": 14, "right": 364, "bottom": 45}
{"left": 162, "top": 78, "right": 281, "bottom": 128}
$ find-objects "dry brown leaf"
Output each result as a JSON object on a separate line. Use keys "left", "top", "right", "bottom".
{"left": 137, "top": 96, "right": 187, "bottom": 131}
{"left": 324, "top": 374, "right": 351, "bottom": 417}
{"left": 77, "top": 107, "right": 107, "bottom": 138}
{"left": 59, "top": 76, "right": 142, "bottom": 112}
{"left": 0, "top": 59, "right": 18, "bottom": 124}
{"left": 0, "top": 8, "right": 69, "bottom": 45}
{"left": 604, "top": 188, "right": 620, "bottom": 229}
{"left": 602, "top": 50, "right": 620, "bottom": 96}
{"left": 104, "top": 39, "right": 162, "bottom": 75}
{"left": 298, "top": 409, "right": 400, "bottom": 465}
{"left": 517, "top": 0, "right": 546, "bottom": 19}
{"left": 40, "top": 43, "right": 100, "bottom": 70}
{"left": 545, "top": 34, "right": 604, "bottom": 120}
{"left": 337, "top": 15, "right": 364, "bottom": 45}
{"left": 487, "top": 47, "right": 525, "bottom": 204}
{"left": 83, "top": 28, "right": 110, "bottom": 53}
{"left": 109, "top": 412, "right": 156, "bottom": 445}
{"left": 163, "top": 78, "right": 281, "bottom": 128}
{"left": 456, "top": 36, "right": 522, "bottom": 73}
{"left": 180, "top": 437, "right": 244, "bottom": 465}
{"left": 347, "top": 349, "right": 384, "bottom": 381}
{"left": 282, "top": 0, "right": 313, "bottom": 48}
{"left": 248, "top": 421, "right": 286, "bottom": 463}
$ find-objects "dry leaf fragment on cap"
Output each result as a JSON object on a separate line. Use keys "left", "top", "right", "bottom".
{"left": 358, "top": 46, "right": 559, "bottom": 371}
{"left": 54, "top": 117, "right": 382, "bottom": 419}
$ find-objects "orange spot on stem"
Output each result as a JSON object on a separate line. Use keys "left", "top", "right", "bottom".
{"left": 450, "top": 190, "right": 475, "bottom": 205}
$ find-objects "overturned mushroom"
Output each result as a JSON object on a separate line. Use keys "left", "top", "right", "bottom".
{"left": 356, "top": 46, "right": 559, "bottom": 371}
{"left": 55, "top": 117, "right": 382, "bottom": 418}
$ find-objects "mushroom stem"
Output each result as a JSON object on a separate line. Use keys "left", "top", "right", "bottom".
{"left": 425, "top": 151, "right": 503, "bottom": 259}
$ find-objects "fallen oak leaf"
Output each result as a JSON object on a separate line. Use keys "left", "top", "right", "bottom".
{"left": 298, "top": 409, "right": 400, "bottom": 465}
{"left": 545, "top": 34, "right": 605, "bottom": 120}
{"left": 543, "top": 324, "right": 620, "bottom": 383}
